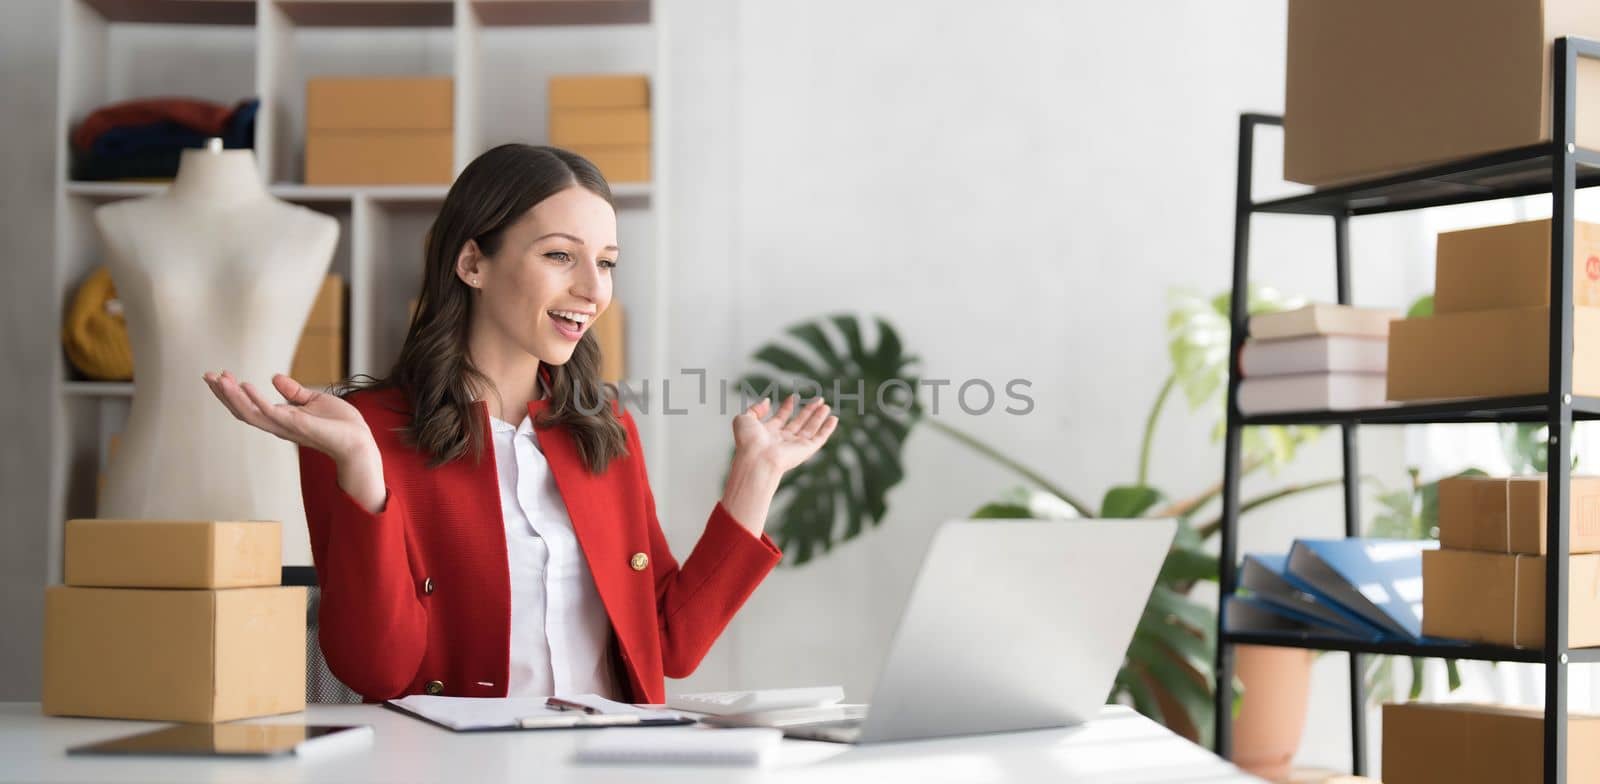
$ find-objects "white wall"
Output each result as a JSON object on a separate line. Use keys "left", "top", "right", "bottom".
{"left": 652, "top": 0, "right": 1420, "bottom": 773}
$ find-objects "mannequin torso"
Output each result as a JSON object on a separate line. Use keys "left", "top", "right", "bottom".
{"left": 95, "top": 147, "right": 338, "bottom": 564}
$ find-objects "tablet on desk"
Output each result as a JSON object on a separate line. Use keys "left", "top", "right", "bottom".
{"left": 67, "top": 723, "right": 374, "bottom": 759}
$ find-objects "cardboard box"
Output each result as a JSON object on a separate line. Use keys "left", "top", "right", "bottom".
{"left": 549, "top": 74, "right": 649, "bottom": 109}
{"left": 1284, "top": 0, "right": 1600, "bottom": 186}
{"left": 305, "top": 77, "right": 453, "bottom": 185}
{"left": 1385, "top": 305, "right": 1600, "bottom": 400}
{"left": 65, "top": 519, "right": 281, "bottom": 589}
{"left": 1437, "top": 220, "right": 1600, "bottom": 313}
{"left": 291, "top": 329, "right": 344, "bottom": 387}
{"left": 306, "top": 77, "right": 452, "bottom": 131}
{"left": 549, "top": 107, "right": 651, "bottom": 147}
{"left": 1383, "top": 702, "right": 1600, "bottom": 784}
{"left": 1438, "top": 475, "right": 1600, "bottom": 554}
{"left": 292, "top": 275, "right": 346, "bottom": 387}
{"left": 43, "top": 585, "right": 306, "bottom": 722}
{"left": 304, "top": 274, "right": 344, "bottom": 330}
{"left": 591, "top": 302, "right": 625, "bottom": 383}
{"left": 565, "top": 144, "right": 650, "bottom": 184}
{"left": 1421, "top": 549, "right": 1600, "bottom": 648}
{"left": 305, "top": 130, "right": 453, "bottom": 185}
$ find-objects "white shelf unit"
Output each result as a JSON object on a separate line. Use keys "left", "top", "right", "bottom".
{"left": 51, "top": 0, "right": 669, "bottom": 575}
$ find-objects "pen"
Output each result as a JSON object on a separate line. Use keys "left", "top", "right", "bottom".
{"left": 545, "top": 696, "right": 601, "bottom": 714}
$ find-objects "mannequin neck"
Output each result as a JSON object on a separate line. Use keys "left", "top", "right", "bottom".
{"left": 168, "top": 148, "right": 269, "bottom": 205}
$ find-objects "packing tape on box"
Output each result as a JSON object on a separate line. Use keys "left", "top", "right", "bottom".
{"left": 1509, "top": 550, "right": 1600, "bottom": 648}
{"left": 1513, "top": 552, "right": 1525, "bottom": 648}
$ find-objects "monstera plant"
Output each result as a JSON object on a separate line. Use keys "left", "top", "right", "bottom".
{"left": 729, "top": 288, "right": 1344, "bottom": 744}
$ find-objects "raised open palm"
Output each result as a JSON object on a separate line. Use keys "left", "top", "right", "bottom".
{"left": 732, "top": 393, "right": 838, "bottom": 475}
{"left": 202, "top": 371, "right": 375, "bottom": 462}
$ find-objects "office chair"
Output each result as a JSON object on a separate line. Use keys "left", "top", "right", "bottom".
{"left": 283, "top": 566, "right": 363, "bottom": 704}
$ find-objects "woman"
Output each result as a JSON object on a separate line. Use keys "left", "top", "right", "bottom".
{"left": 203, "top": 144, "right": 836, "bottom": 704}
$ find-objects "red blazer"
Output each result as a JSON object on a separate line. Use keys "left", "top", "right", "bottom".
{"left": 297, "top": 384, "right": 782, "bottom": 704}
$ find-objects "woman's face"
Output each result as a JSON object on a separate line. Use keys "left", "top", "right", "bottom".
{"left": 460, "top": 184, "right": 618, "bottom": 367}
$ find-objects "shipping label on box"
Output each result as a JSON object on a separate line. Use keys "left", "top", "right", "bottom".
{"left": 1436, "top": 220, "right": 1600, "bottom": 314}
{"left": 1383, "top": 702, "right": 1600, "bottom": 784}
{"left": 1437, "top": 475, "right": 1600, "bottom": 554}
{"left": 42, "top": 586, "right": 306, "bottom": 722}
{"left": 549, "top": 74, "right": 649, "bottom": 109}
{"left": 1421, "top": 549, "right": 1600, "bottom": 648}
{"left": 64, "top": 519, "right": 281, "bottom": 589}
{"left": 1385, "top": 305, "right": 1600, "bottom": 401}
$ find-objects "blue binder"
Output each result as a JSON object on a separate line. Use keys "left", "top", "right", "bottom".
{"left": 1238, "top": 553, "right": 1390, "bottom": 640}
{"left": 1286, "top": 538, "right": 1435, "bottom": 642}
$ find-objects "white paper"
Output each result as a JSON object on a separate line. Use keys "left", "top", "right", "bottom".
{"left": 388, "top": 694, "right": 685, "bottom": 731}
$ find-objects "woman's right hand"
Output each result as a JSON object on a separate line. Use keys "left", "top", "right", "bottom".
{"left": 203, "top": 371, "right": 387, "bottom": 513}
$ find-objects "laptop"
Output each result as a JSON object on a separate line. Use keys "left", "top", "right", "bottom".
{"left": 705, "top": 518, "right": 1176, "bottom": 743}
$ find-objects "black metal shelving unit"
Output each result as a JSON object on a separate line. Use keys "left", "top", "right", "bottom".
{"left": 1213, "top": 36, "right": 1600, "bottom": 784}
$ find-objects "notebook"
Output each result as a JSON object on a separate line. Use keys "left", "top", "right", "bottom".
{"left": 1237, "top": 373, "right": 1389, "bottom": 414}
{"left": 385, "top": 694, "right": 692, "bottom": 732}
{"left": 575, "top": 727, "right": 783, "bottom": 766}
{"left": 1240, "top": 334, "right": 1388, "bottom": 377}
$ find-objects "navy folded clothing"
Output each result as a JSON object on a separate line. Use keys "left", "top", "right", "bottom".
{"left": 70, "top": 98, "right": 258, "bottom": 181}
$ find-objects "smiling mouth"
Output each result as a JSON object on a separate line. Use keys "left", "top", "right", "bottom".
{"left": 547, "top": 309, "right": 592, "bottom": 331}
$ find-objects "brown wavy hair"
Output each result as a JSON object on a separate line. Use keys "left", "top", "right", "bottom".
{"left": 340, "top": 144, "right": 628, "bottom": 474}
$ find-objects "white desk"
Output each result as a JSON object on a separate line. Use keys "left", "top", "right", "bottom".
{"left": 0, "top": 703, "right": 1262, "bottom": 783}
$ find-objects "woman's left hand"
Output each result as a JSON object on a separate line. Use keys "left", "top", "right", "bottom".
{"left": 719, "top": 394, "right": 838, "bottom": 536}
{"left": 731, "top": 393, "right": 838, "bottom": 475}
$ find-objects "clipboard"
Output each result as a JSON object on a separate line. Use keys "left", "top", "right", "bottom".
{"left": 384, "top": 694, "right": 695, "bottom": 732}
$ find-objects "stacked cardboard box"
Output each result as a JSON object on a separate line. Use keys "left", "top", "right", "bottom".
{"left": 42, "top": 519, "right": 305, "bottom": 722}
{"left": 291, "top": 274, "right": 346, "bottom": 387}
{"left": 1236, "top": 304, "right": 1397, "bottom": 415}
{"left": 305, "top": 77, "right": 453, "bottom": 185}
{"left": 1388, "top": 219, "right": 1600, "bottom": 401}
{"left": 548, "top": 74, "right": 650, "bottom": 183}
{"left": 1422, "top": 475, "right": 1600, "bottom": 648}
{"left": 1383, "top": 702, "right": 1600, "bottom": 784}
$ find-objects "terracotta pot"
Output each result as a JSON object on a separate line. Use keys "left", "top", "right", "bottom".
{"left": 1230, "top": 644, "right": 1316, "bottom": 781}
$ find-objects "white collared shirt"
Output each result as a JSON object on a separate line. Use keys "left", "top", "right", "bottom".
{"left": 489, "top": 413, "right": 620, "bottom": 699}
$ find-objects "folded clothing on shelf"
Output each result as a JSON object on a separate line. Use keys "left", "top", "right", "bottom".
{"left": 69, "top": 96, "right": 258, "bottom": 181}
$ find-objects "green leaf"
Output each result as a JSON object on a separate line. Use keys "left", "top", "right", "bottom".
{"left": 1446, "top": 659, "right": 1462, "bottom": 692}
{"left": 1113, "top": 669, "right": 1164, "bottom": 725}
{"left": 1127, "top": 635, "right": 1213, "bottom": 746}
{"left": 1101, "top": 485, "right": 1164, "bottom": 518}
{"left": 1500, "top": 422, "right": 1549, "bottom": 474}
{"left": 971, "top": 502, "right": 1033, "bottom": 519}
{"left": 1158, "top": 546, "right": 1219, "bottom": 584}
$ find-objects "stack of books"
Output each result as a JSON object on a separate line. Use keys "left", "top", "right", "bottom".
{"left": 1226, "top": 538, "right": 1442, "bottom": 644}
{"left": 1238, "top": 304, "right": 1399, "bottom": 415}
